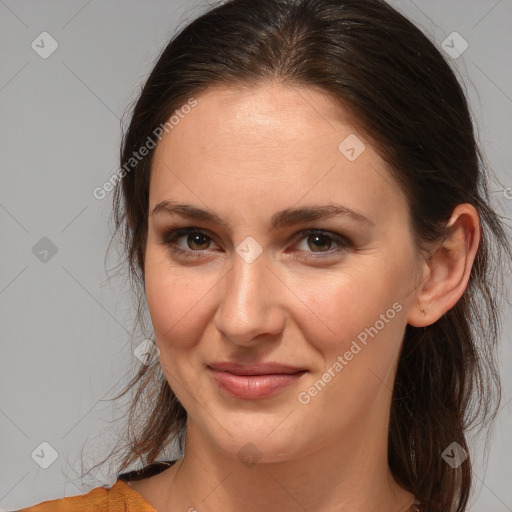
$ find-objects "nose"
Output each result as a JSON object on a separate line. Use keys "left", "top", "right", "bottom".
{"left": 213, "top": 247, "right": 286, "bottom": 347}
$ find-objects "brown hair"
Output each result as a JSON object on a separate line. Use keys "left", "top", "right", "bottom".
{"left": 90, "top": 1, "right": 511, "bottom": 510}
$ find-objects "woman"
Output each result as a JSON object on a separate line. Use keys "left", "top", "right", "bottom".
{"left": 15, "top": 0, "right": 510, "bottom": 511}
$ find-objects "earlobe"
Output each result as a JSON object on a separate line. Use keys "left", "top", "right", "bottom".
{"left": 407, "top": 204, "right": 480, "bottom": 328}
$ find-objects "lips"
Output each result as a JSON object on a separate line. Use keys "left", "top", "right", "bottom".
{"left": 207, "top": 361, "right": 307, "bottom": 399}
{"left": 207, "top": 361, "right": 306, "bottom": 375}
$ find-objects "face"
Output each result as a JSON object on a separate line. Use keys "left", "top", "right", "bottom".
{"left": 144, "top": 82, "right": 423, "bottom": 463}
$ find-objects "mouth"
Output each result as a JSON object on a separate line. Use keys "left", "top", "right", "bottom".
{"left": 207, "top": 362, "right": 308, "bottom": 399}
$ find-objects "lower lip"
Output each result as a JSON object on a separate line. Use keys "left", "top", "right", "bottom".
{"left": 208, "top": 368, "right": 307, "bottom": 399}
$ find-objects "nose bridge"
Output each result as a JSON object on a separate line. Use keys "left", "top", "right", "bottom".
{"left": 214, "top": 248, "right": 284, "bottom": 344}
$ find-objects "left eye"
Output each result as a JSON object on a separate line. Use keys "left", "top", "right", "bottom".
{"left": 295, "top": 230, "right": 348, "bottom": 253}
{"left": 160, "top": 228, "right": 351, "bottom": 259}
{"left": 290, "top": 229, "right": 352, "bottom": 259}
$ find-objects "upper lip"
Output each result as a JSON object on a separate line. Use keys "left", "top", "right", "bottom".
{"left": 207, "top": 361, "right": 306, "bottom": 375}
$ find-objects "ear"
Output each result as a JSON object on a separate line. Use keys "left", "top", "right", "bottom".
{"left": 407, "top": 204, "right": 481, "bottom": 327}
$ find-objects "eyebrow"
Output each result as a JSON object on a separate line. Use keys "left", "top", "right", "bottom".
{"left": 151, "top": 200, "right": 375, "bottom": 230}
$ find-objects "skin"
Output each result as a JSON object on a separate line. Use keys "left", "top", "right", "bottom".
{"left": 130, "top": 82, "right": 480, "bottom": 512}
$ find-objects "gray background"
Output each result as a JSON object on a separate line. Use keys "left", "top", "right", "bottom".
{"left": 1, "top": 1, "right": 511, "bottom": 510}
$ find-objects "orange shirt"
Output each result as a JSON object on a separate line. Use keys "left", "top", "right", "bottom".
{"left": 13, "top": 460, "right": 421, "bottom": 512}
{"left": 12, "top": 480, "right": 156, "bottom": 512}
{"left": 13, "top": 482, "right": 421, "bottom": 512}
{"left": 13, "top": 461, "right": 174, "bottom": 512}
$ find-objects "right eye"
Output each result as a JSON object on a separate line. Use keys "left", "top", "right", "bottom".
{"left": 160, "top": 228, "right": 220, "bottom": 258}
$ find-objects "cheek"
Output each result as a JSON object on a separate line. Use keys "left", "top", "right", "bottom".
{"left": 292, "top": 266, "right": 410, "bottom": 423}
{"left": 289, "top": 253, "right": 414, "bottom": 367}
{"left": 291, "top": 268, "right": 401, "bottom": 340}
{"left": 144, "top": 251, "right": 217, "bottom": 350}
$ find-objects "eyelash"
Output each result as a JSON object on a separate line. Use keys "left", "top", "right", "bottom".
{"left": 159, "top": 227, "right": 352, "bottom": 260}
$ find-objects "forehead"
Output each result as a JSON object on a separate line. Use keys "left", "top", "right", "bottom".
{"left": 149, "top": 82, "right": 407, "bottom": 229}
{"left": 155, "top": 82, "right": 362, "bottom": 155}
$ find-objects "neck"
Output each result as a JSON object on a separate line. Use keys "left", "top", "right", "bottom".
{"left": 159, "top": 400, "right": 416, "bottom": 512}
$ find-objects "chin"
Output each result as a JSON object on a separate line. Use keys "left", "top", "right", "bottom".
{"left": 196, "top": 414, "right": 309, "bottom": 466}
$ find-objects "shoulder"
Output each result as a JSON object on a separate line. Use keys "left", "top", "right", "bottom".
{"left": 12, "top": 460, "right": 177, "bottom": 512}
{"left": 11, "top": 480, "right": 147, "bottom": 512}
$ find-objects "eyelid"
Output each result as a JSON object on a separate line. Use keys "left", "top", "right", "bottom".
{"left": 290, "top": 228, "right": 352, "bottom": 258}
{"left": 160, "top": 226, "right": 352, "bottom": 258}
{"left": 159, "top": 227, "right": 221, "bottom": 252}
